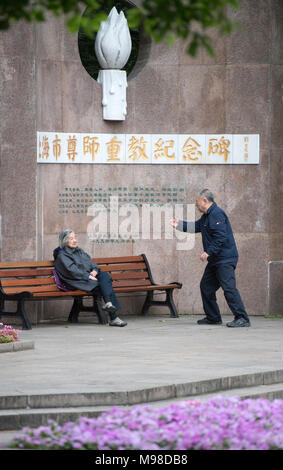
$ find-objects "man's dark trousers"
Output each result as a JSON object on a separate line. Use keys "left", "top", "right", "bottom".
{"left": 200, "top": 263, "right": 249, "bottom": 322}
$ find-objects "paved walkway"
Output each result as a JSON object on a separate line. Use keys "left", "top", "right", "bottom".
{"left": 0, "top": 314, "right": 283, "bottom": 449}
{"left": 1, "top": 314, "right": 282, "bottom": 396}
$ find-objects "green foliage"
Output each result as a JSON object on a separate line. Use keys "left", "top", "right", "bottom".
{"left": 0, "top": 0, "right": 99, "bottom": 30}
{"left": 126, "top": 0, "right": 240, "bottom": 56}
{"left": 0, "top": 0, "right": 240, "bottom": 56}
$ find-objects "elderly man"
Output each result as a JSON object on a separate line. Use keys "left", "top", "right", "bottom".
{"left": 53, "top": 229, "right": 127, "bottom": 327}
{"left": 171, "top": 189, "right": 250, "bottom": 327}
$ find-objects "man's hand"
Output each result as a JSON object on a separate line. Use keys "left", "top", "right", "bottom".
{"left": 200, "top": 252, "right": 209, "bottom": 262}
{"left": 89, "top": 270, "right": 98, "bottom": 280}
{"left": 170, "top": 218, "right": 179, "bottom": 228}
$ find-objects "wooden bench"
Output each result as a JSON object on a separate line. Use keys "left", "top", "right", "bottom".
{"left": 0, "top": 254, "right": 182, "bottom": 329}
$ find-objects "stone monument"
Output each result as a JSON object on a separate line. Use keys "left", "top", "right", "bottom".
{"left": 95, "top": 7, "right": 132, "bottom": 121}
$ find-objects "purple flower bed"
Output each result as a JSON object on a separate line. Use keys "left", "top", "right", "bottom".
{"left": 10, "top": 396, "right": 283, "bottom": 450}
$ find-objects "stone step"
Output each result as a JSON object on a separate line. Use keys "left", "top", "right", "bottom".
{"left": 1, "top": 381, "right": 283, "bottom": 432}
{"left": 149, "top": 382, "right": 283, "bottom": 406}
{"left": 0, "top": 405, "right": 108, "bottom": 432}
{"left": 1, "top": 382, "right": 283, "bottom": 449}
{"left": 1, "top": 369, "right": 283, "bottom": 412}
{"left": 0, "top": 383, "right": 283, "bottom": 449}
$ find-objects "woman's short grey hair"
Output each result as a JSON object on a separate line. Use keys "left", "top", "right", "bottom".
{"left": 198, "top": 189, "right": 214, "bottom": 202}
{"left": 59, "top": 229, "right": 73, "bottom": 248}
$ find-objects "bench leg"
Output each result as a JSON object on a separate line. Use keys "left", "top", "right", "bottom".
{"left": 0, "top": 296, "right": 4, "bottom": 320}
{"left": 166, "top": 289, "right": 179, "bottom": 318}
{"left": 68, "top": 298, "right": 80, "bottom": 323}
{"left": 141, "top": 289, "right": 179, "bottom": 318}
{"left": 68, "top": 296, "right": 108, "bottom": 324}
{"left": 0, "top": 297, "right": 32, "bottom": 330}
{"left": 17, "top": 299, "right": 32, "bottom": 330}
{"left": 141, "top": 291, "right": 153, "bottom": 315}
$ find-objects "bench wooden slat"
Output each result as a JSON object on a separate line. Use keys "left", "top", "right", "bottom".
{"left": 0, "top": 261, "right": 54, "bottom": 269}
{"left": 94, "top": 256, "right": 144, "bottom": 264}
{"left": 112, "top": 279, "right": 151, "bottom": 288}
{"left": 0, "top": 268, "right": 54, "bottom": 278}
{"left": 4, "top": 283, "right": 180, "bottom": 296}
{"left": 0, "top": 268, "right": 148, "bottom": 280}
{"left": 1, "top": 272, "right": 149, "bottom": 285}
{"left": 2, "top": 278, "right": 152, "bottom": 291}
{"left": 99, "top": 263, "right": 147, "bottom": 272}
{"left": 3, "top": 280, "right": 153, "bottom": 294}
{"left": 33, "top": 290, "right": 88, "bottom": 297}
{"left": 110, "top": 271, "right": 149, "bottom": 280}
{"left": 1, "top": 278, "right": 55, "bottom": 287}
{"left": 0, "top": 256, "right": 146, "bottom": 278}
{"left": 3, "top": 285, "right": 60, "bottom": 294}
{"left": 31, "top": 283, "right": 181, "bottom": 298}
{"left": 114, "top": 284, "right": 181, "bottom": 293}
{"left": 0, "top": 266, "right": 148, "bottom": 280}
{"left": 0, "top": 256, "right": 144, "bottom": 270}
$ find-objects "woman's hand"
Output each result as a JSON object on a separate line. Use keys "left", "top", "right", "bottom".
{"left": 89, "top": 270, "right": 98, "bottom": 280}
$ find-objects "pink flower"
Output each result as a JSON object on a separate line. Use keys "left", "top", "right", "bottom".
{"left": 0, "top": 323, "right": 20, "bottom": 343}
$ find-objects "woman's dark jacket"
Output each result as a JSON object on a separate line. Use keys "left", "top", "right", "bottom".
{"left": 53, "top": 246, "right": 100, "bottom": 291}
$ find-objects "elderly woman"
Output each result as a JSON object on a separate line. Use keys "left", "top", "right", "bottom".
{"left": 53, "top": 229, "right": 127, "bottom": 327}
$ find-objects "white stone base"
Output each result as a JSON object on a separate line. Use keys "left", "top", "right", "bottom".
{"left": 97, "top": 69, "right": 127, "bottom": 121}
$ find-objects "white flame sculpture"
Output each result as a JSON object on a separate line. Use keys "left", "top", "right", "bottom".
{"left": 95, "top": 7, "right": 132, "bottom": 121}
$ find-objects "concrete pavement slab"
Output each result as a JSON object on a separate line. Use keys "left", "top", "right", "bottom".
{"left": 0, "top": 315, "right": 282, "bottom": 396}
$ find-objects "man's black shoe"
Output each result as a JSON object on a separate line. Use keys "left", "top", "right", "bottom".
{"left": 226, "top": 317, "right": 251, "bottom": 328}
{"left": 197, "top": 317, "right": 222, "bottom": 325}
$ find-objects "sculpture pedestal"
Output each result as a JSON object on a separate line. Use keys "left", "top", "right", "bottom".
{"left": 97, "top": 70, "right": 127, "bottom": 121}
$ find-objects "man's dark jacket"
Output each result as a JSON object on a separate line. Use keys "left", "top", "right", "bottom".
{"left": 178, "top": 202, "right": 238, "bottom": 266}
{"left": 53, "top": 246, "right": 100, "bottom": 291}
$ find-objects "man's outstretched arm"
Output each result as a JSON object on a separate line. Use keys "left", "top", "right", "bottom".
{"left": 170, "top": 218, "right": 201, "bottom": 233}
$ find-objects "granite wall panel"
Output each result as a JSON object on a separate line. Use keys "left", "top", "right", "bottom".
{"left": 271, "top": 0, "right": 283, "bottom": 65}
{"left": 268, "top": 262, "right": 283, "bottom": 315}
{"left": 271, "top": 65, "right": 283, "bottom": 149}
{"left": 36, "top": 60, "right": 63, "bottom": 131}
{"left": 62, "top": 61, "right": 95, "bottom": 132}
{"left": 0, "top": 21, "right": 35, "bottom": 59}
{"left": 226, "top": 0, "right": 271, "bottom": 65}
{"left": 0, "top": 0, "right": 282, "bottom": 323}
{"left": 222, "top": 152, "right": 270, "bottom": 234}
{"left": 225, "top": 65, "right": 270, "bottom": 150}
{"left": 0, "top": 57, "right": 36, "bottom": 149}
{"left": 178, "top": 65, "right": 226, "bottom": 133}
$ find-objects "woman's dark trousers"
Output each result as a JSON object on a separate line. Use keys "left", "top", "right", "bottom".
{"left": 92, "top": 271, "right": 121, "bottom": 320}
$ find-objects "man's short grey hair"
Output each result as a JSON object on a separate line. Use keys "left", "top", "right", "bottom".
{"left": 198, "top": 189, "right": 214, "bottom": 202}
{"left": 59, "top": 229, "right": 73, "bottom": 248}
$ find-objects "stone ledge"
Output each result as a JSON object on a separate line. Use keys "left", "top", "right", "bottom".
{"left": 0, "top": 341, "right": 35, "bottom": 354}
{"left": 1, "top": 383, "right": 283, "bottom": 433}
{"left": 1, "top": 369, "right": 283, "bottom": 411}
